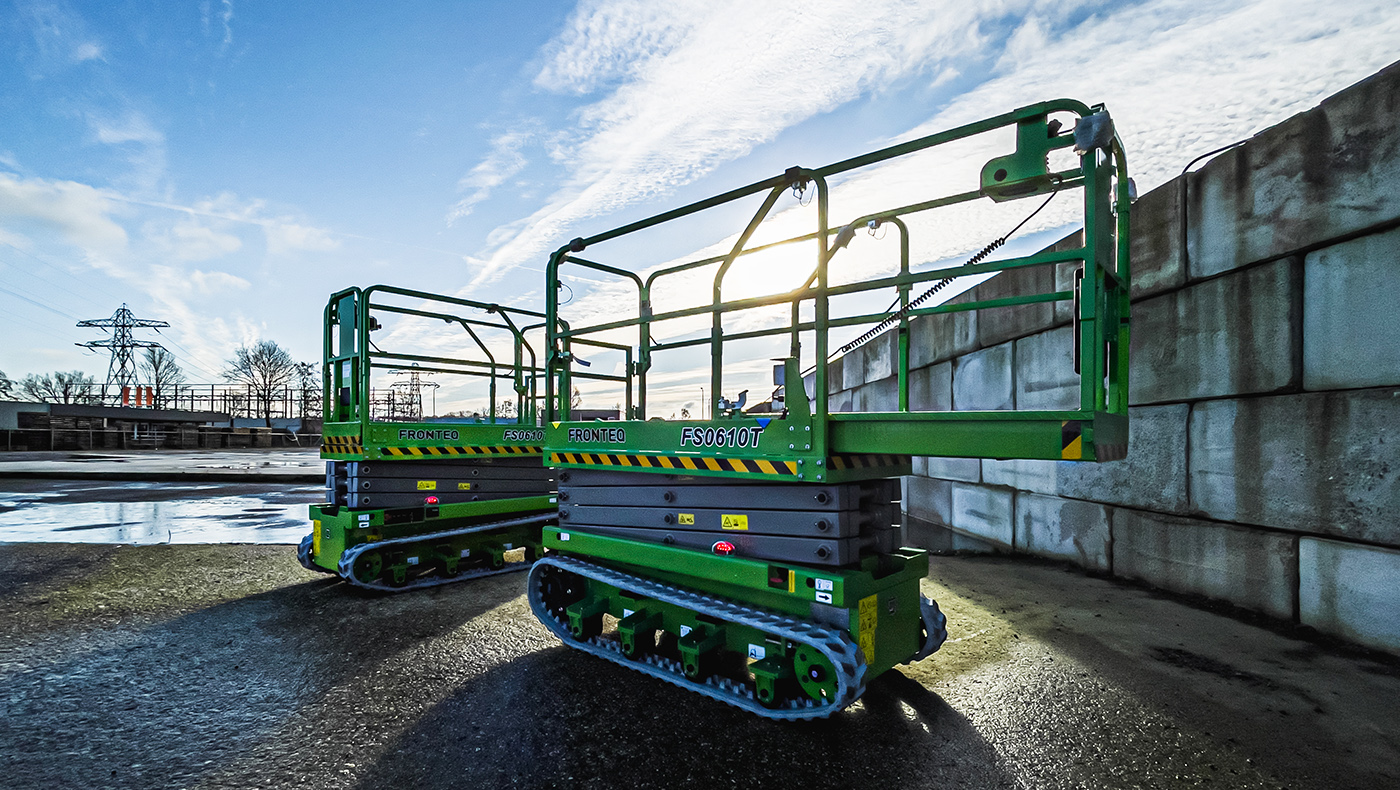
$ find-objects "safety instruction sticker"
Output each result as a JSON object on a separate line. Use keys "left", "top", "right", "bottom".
{"left": 457, "top": 482, "right": 473, "bottom": 490}
{"left": 814, "top": 578, "right": 833, "bottom": 591}
{"left": 721, "top": 514, "right": 749, "bottom": 531}
{"left": 417, "top": 480, "right": 437, "bottom": 491}
{"left": 747, "top": 644, "right": 766, "bottom": 660}
{"left": 678, "top": 513, "right": 695, "bottom": 525}
{"left": 815, "top": 591, "right": 833, "bottom": 604}
{"left": 858, "top": 594, "right": 879, "bottom": 665}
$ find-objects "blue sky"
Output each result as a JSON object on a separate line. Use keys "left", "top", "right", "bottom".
{"left": 2, "top": 0, "right": 1398, "bottom": 414}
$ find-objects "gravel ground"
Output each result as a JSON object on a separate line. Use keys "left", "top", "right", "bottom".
{"left": 0, "top": 544, "right": 1396, "bottom": 790}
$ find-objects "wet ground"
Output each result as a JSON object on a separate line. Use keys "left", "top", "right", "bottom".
{"left": 0, "top": 545, "right": 1395, "bottom": 790}
{"left": 0, "top": 450, "right": 324, "bottom": 545}
{"left": 0, "top": 479, "right": 321, "bottom": 544}
{"left": 0, "top": 450, "right": 323, "bottom": 482}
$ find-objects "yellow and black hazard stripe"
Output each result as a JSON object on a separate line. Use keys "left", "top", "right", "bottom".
{"left": 550, "top": 451, "right": 800, "bottom": 476}
{"left": 1061, "top": 420, "right": 1083, "bottom": 460}
{"left": 827, "top": 453, "right": 911, "bottom": 471}
{"left": 379, "top": 445, "right": 543, "bottom": 458}
{"left": 321, "top": 435, "right": 364, "bottom": 455}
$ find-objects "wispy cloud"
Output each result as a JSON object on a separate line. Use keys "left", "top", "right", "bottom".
{"left": 201, "top": 0, "right": 235, "bottom": 55}
{"left": 519, "top": 0, "right": 1400, "bottom": 415}
{"left": 145, "top": 217, "right": 242, "bottom": 262}
{"left": 0, "top": 172, "right": 128, "bottom": 251}
{"left": 447, "top": 129, "right": 533, "bottom": 223}
{"left": 71, "top": 41, "right": 102, "bottom": 63}
{"left": 467, "top": 0, "right": 1034, "bottom": 286}
{"left": 534, "top": 1, "right": 698, "bottom": 95}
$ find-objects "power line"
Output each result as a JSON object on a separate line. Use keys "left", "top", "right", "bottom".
{"left": 0, "top": 241, "right": 117, "bottom": 310}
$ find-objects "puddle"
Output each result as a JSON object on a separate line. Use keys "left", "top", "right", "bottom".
{"left": 0, "top": 481, "right": 322, "bottom": 545}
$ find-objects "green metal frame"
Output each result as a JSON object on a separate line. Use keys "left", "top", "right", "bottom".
{"left": 542, "top": 99, "right": 1131, "bottom": 480}
{"left": 321, "top": 285, "right": 557, "bottom": 460}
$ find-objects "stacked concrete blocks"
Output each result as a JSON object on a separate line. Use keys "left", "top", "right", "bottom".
{"left": 862, "top": 61, "right": 1400, "bottom": 654}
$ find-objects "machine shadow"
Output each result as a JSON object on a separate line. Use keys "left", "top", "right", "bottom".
{"left": 355, "top": 647, "right": 1019, "bottom": 790}
{"left": 0, "top": 572, "right": 518, "bottom": 790}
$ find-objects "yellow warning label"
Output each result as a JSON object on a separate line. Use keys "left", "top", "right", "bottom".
{"left": 312, "top": 520, "right": 321, "bottom": 556}
{"left": 678, "top": 513, "right": 695, "bottom": 525}
{"left": 721, "top": 514, "right": 749, "bottom": 531}
{"left": 788, "top": 570, "right": 795, "bottom": 594}
{"left": 858, "top": 594, "right": 879, "bottom": 664}
{"left": 417, "top": 480, "right": 437, "bottom": 490}
{"left": 457, "top": 482, "right": 473, "bottom": 490}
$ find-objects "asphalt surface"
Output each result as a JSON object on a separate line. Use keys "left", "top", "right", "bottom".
{"left": 1, "top": 545, "right": 1395, "bottom": 790}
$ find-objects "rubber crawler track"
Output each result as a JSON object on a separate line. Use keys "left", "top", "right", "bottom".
{"left": 325, "top": 513, "right": 556, "bottom": 593}
{"left": 528, "top": 554, "right": 869, "bottom": 721}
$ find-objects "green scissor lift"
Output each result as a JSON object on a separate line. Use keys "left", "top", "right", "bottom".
{"left": 528, "top": 99, "right": 1132, "bottom": 718}
{"left": 300, "top": 285, "right": 560, "bottom": 591}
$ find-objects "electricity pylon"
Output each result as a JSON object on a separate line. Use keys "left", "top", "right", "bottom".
{"left": 77, "top": 304, "right": 170, "bottom": 404}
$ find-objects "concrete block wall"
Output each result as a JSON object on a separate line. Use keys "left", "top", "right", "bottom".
{"left": 836, "top": 61, "right": 1400, "bottom": 654}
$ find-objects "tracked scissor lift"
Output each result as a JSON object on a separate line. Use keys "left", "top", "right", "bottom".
{"left": 300, "top": 286, "right": 559, "bottom": 592}
{"left": 529, "top": 100, "right": 1132, "bottom": 717}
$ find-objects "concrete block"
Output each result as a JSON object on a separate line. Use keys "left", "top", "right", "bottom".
{"left": 1300, "top": 537, "right": 1400, "bottom": 654}
{"left": 1014, "top": 326, "right": 1079, "bottom": 411}
{"left": 828, "top": 388, "right": 854, "bottom": 413}
{"left": 841, "top": 344, "right": 865, "bottom": 391}
{"left": 861, "top": 332, "right": 896, "bottom": 385}
{"left": 1031, "top": 230, "right": 1087, "bottom": 327}
{"left": 826, "top": 357, "right": 843, "bottom": 395}
{"left": 1186, "top": 61, "right": 1400, "bottom": 279}
{"left": 906, "top": 514, "right": 1003, "bottom": 554}
{"left": 1190, "top": 390, "right": 1400, "bottom": 544}
{"left": 908, "top": 294, "right": 978, "bottom": 369}
{"left": 973, "top": 263, "right": 1055, "bottom": 347}
{"left": 950, "top": 483, "right": 1013, "bottom": 547}
{"left": 904, "top": 475, "right": 952, "bottom": 526}
{"left": 1112, "top": 508, "right": 1298, "bottom": 620}
{"left": 1130, "top": 258, "right": 1301, "bottom": 404}
{"left": 1015, "top": 492, "right": 1111, "bottom": 571}
{"left": 854, "top": 376, "right": 898, "bottom": 412}
{"left": 1304, "top": 227, "right": 1400, "bottom": 389}
{"left": 952, "top": 342, "right": 1013, "bottom": 411}
{"left": 982, "top": 404, "right": 1189, "bottom": 513}
{"left": 1128, "top": 177, "right": 1186, "bottom": 300}
{"left": 913, "top": 455, "right": 980, "bottom": 483}
{"left": 908, "top": 362, "right": 951, "bottom": 411}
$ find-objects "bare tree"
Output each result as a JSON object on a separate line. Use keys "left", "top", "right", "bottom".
{"left": 495, "top": 399, "right": 518, "bottom": 420}
{"left": 224, "top": 340, "right": 297, "bottom": 427}
{"left": 138, "top": 347, "right": 185, "bottom": 408}
{"left": 20, "top": 371, "right": 100, "bottom": 404}
{"left": 0, "top": 370, "right": 12, "bottom": 400}
{"left": 571, "top": 385, "right": 582, "bottom": 409}
{"left": 294, "top": 361, "right": 322, "bottom": 419}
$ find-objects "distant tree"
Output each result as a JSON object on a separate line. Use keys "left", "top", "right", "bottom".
{"left": 224, "top": 340, "right": 297, "bottom": 427}
{"left": 20, "top": 371, "right": 99, "bottom": 404}
{"left": 680, "top": 408, "right": 690, "bottom": 419}
{"left": 138, "top": 347, "right": 185, "bottom": 408}
{"left": 294, "top": 361, "right": 322, "bottom": 419}
{"left": 496, "top": 399, "right": 518, "bottom": 420}
{"left": 570, "top": 385, "right": 582, "bottom": 409}
{"left": 0, "top": 369, "right": 12, "bottom": 399}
